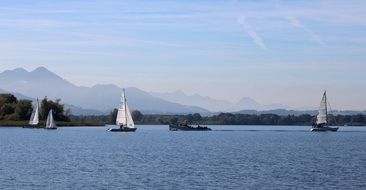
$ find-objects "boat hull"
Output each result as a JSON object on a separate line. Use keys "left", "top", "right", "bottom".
{"left": 169, "top": 124, "right": 211, "bottom": 131}
{"left": 23, "top": 125, "right": 44, "bottom": 129}
{"left": 108, "top": 127, "right": 137, "bottom": 132}
{"left": 311, "top": 127, "right": 339, "bottom": 132}
{"left": 45, "top": 128, "right": 57, "bottom": 130}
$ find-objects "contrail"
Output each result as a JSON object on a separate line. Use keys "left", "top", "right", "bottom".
{"left": 238, "top": 15, "right": 267, "bottom": 50}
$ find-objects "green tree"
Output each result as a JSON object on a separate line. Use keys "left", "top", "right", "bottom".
{"left": 0, "top": 94, "right": 17, "bottom": 106}
{"left": 351, "top": 114, "right": 365, "bottom": 125}
{"left": 192, "top": 113, "right": 202, "bottom": 122}
{"left": 131, "top": 110, "right": 143, "bottom": 122}
{"left": 170, "top": 117, "right": 178, "bottom": 124}
{"left": 14, "top": 100, "right": 32, "bottom": 120}
{"left": 0, "top": 103, "right": 15, "bottom": 118}
{"left": 109, "top": 108, "right": 118, "bottom": 124}
{"left": 186, "top": 114, "right": 194, "bottom": 123}
{"left": 40, "top": 97, "right": 70, "bottom": 121}
{"left": 40, "top": 97, "right": 50, "bottom": 120}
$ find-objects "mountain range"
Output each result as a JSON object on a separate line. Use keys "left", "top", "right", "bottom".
{"left": 2, "top": 67, "right": 363, "bottom": 116}
{"left": 150, "top": 91, "right": 293, "bottom": 112}
{"left": 0, "top": 67, "right": 209, "bottom": 114}
{"left": 0, "top": 67, "right": 293, "bottom": 114}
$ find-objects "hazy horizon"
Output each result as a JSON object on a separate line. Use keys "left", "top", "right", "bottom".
{"left": 1, "top": 0, "right": 365, "bottom": 110}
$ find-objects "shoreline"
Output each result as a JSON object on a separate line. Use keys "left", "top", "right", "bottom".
{"left": 0, "top": 121, "right": 106, "bottom": 127}
{"left": 0, "top": 122, "right": 364, "bottom": 127}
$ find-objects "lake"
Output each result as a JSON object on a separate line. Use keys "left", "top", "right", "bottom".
{"left": 1, "top": 125, "right": 366, "bottom": 189}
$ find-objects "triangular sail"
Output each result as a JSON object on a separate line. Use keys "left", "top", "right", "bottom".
{"left": 116, "top": 90, "right": 127, "bottom": 126}
{"left": 125, "top": 102, "right": 135, "bottom": 128}
{"left": 316, "top": 91, "right": 327, "bottom": 125}
{"left": 45, "top": 109, "right": 57, "bottom": 129}
{"left": 29, "top": 99, "right": 39, "bottom": 125}
{"left": 116, "top": 89, "right": 135, "bottom": 128}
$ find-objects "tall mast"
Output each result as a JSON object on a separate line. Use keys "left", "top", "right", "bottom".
{"left": 324, "top": 90, "right": 327, "bottom": 123}
{"left": 123, "top": 88, "right": 127, "bottom": 127}
{"left": 37, "top": 98, "right": 39, "bottom": 124}
{"left": 37, "top": 98, "right": 39, "bottom": 117}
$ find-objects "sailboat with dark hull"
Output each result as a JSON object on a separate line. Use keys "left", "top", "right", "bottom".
{"left": 311, "top": 91, "right": 339, "bottom": 132}
{"left": 23, "top": 99, "right": 43, "bottom": 128}
{"left": 108, "top": 89, "right": 137, "bottom": 132}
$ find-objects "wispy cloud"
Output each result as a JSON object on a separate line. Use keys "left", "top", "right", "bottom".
{"left": 286, "top": 16, "right": 325, "bottom": 45}
{"left": 238, "top": 15, "right": 267, "bottom": 50}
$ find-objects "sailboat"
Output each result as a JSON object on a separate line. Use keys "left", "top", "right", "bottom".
{"left": 311, "top": 91, "right": 339, "bottom": 132}
{"left": 23, "top": 98, "right": 43, "bottom": 128}
{"left": 45, "top": 109, "right": 57, "bottom": 130}
{"left": 108, "top": 88, "right": 137, "bottom": 132}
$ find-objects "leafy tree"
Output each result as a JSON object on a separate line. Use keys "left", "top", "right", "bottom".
{"left": 40, "top": 97, "right": 70, "bottom": 121}
{"left": 186, "top": 114, "right": 194, "bottom": 123}
{"left": 131, "top": 110, "right": 143, "bottom": 122}
{"left": 0, "top": 94, "right": 32, "bottom": 120}
{"left": 0, "top": 94, "right": 17, "bottom": 106}
{"left": 109, "top": 108, "right": 118, "bottom": 124}
{"left": 170, "top": 117, "right": 178, "bottom": 124}
{"left": 192, "top": 113, "right": 202, "bottom": 122}
{"left": 14, "top": 100, "right": 32, "bottom": 120}
{"left": 351, "top": 114, "right": 365, "bottom": 125}
{"left": 0, "top": 94, "right": 18, "bottom": 119}
{"left": 40, "top": 97, "right": 50, "bottom": 120}
{"left": 0, "top": 103, "right": 15, "bottom": 118}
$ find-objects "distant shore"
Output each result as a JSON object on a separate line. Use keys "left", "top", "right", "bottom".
{"left": 1, "top": 120, "right": 365, "bottom": 127}
{"left": 0, "top": 120, "right": 105, "bottom": 127}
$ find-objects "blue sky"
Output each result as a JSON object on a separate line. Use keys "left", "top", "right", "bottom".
{"left": 0, "top": 0, "right": 365, "bottom": 110}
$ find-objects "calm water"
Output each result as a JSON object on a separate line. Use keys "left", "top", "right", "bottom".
{"left": 1, "top": 125, "right": 366, "bottom": 189}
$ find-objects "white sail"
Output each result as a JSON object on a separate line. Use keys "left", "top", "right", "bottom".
{"left": 116, "top": 89, "right": 135, "bottom": 128}
{"left": 316, "top": 91, "right": 327, "bottom": 124}
{"left": 125, "top": 102, "right": 135, "bottom": 128}
{"left": 28, "top": 99, "right": 39, "bottom": 125}
{"left": 45, "top": 109, "right": 57, "bottom": 129}
{"left": 116, "top": 90, "right": 127, "bottom": 126}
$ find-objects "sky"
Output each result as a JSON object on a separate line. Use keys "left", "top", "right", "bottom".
{"left": 0, "top": 0, "right": 365, "bottom": 110}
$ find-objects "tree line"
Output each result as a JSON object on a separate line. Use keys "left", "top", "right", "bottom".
{"left": 0, "top": 94, "right": 70, "bottom": 122}
{"left": 1, "top": 93, "right": 365, "bottom": 126}
{"left": 72, "top": 109, "right": 366, "bottom": 126}
{"left": 124, "top": 112, "right": 366, "bottom": 126}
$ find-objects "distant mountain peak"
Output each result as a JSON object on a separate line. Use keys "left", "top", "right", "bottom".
{"left": 239, "top": 96, "right": 256, "bottom": 101}
{"left": 13, "top": 68, "right": 27, "bottom": 73}
{"left": 34, "top": 66, "right": 48, "bottom": 70}
{"left": 167, "top": 90, "right": 186, "bottom": 96}
{"left": 30, "top": 67, "right": 72, "bottom": 85}
{"left": 1, "top": 67, "right": 27, "bottom": 75}
{"left": 31, "top": 66, "right": 53, "bottom": 74}
{"left": 92, "top": 84, "right": 120, "bottom": 88}
{"left": 237, "top": 97, "right": 258, "bottom": 104}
